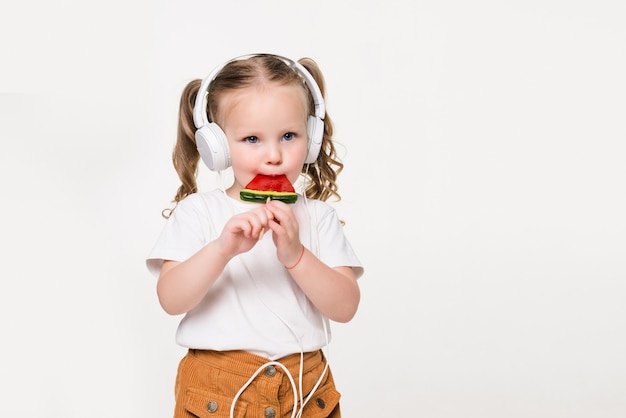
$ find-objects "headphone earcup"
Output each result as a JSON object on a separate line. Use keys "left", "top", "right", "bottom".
{"left": 305, "top": 115, "right": 324, "bottom": 164}
{"left": 195, "top": 123, "right": 231, "bottom": 171}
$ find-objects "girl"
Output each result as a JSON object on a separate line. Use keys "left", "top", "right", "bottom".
{"left": 147, "top": 54, "right": 363, "bottom": 418}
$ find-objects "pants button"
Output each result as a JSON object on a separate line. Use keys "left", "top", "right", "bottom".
{"left": 206, "top": 400, "right": 218, "bottom": 413}
{"left": 316, "top": 397, "right": 326, "bottom": 409}
{"left": 264, "top": 365, "right": 277, "bottom": 377}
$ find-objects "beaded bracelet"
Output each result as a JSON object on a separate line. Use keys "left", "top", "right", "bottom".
{"left": 285, "top": 245, "right": 305, "bottom": 270}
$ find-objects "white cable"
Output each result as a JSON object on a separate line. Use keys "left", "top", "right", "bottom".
{"left": 230, "top": 360, "right": 299, "bottom": 418}
{"left": 220, "top": 171, "right": 331, "bottom": 418}
{"left": 235, "top": 255, "right": 309, "bottom": 418}
{"left": 216, "top": 170, "right": 226, "bottom": 194}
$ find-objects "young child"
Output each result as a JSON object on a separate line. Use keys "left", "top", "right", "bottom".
{"left": 147, "top": 53, "right": 363, "bottom": 418}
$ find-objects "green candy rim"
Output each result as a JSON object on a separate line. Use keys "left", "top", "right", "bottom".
{"left": 240, "top": 189, "right": 298, "bottom": 204}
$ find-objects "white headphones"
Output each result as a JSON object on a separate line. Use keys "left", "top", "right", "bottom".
{"left": 193, "top": 54, "right": 326, "bottom": 171}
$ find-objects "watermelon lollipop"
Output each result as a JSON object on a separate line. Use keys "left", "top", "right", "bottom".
{"left": 240, "top": 174, "right": 298, "bottom": 204}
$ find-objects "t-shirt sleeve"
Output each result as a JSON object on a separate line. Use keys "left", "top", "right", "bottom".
{"left": 316, "top": 206, "right": 364, "bottom": 279}
{"left": 146, "top": 196, "right": 209, "bottom": 278}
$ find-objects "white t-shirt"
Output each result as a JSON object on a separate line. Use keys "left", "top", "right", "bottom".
{"left": 146, "top": 189, "right": 363, "bottom": 359}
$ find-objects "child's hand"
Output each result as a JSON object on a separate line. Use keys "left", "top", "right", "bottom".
{"left": 264, "top": 200, "right": 302, "bottom": 267}
{"left": 217, "top": 205, "right": 272, "bottom": 257}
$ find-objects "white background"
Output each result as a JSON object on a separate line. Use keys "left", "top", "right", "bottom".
{"left": 1, "top": 1, "right": 625, "bottom": 417}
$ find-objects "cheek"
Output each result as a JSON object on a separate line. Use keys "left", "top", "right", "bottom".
{"left": 228, "top": 145, "right": 254, "bottom": 174}
{"left": 228, "top": 141, "right": 251, "bottom": 162}
{"left": 295, "top": 140, "right": 309, "bottom": 163}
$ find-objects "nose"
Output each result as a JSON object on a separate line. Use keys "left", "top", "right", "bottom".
{"left": 265, "top": 142, "right": 282, "bottom": 165}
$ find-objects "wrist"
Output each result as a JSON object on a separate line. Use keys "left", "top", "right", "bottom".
{"left": 285, "top": 245, "right": 305, "bottom": 270}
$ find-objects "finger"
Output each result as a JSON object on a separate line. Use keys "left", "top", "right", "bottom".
{"left": 266, "top": 201, "right": 294, "bottom": 227}
{"left": 249, "top": 211, "right": 270, "bottom": 239}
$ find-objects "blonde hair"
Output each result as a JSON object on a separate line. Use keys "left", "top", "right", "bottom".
{"left": 163, "top": 54, "right": 344, "bottom": 218}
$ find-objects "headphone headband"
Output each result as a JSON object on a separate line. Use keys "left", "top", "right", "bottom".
{"left": 193, "top": 54, "right": 325, "bottom": 129}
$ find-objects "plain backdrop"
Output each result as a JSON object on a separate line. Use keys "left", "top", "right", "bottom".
{"left": 1, "top": 1, "right": 625, "bottom": 417}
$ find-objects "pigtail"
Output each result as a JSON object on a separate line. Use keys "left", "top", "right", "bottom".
{"left": 298, "top": 58, "right": 344, "bottom": 202}
{"left": 162, "top": 79, "right": 202, "bottom": 219}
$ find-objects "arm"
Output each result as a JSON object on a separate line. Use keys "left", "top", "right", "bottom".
{"left": 156, "top": 242, "right": 229, "bottom": 315}
{"left": 265, "top": 201, "right": 361, "bottom": 323}
{"left": 286, "top": 250, "right": 360, "bottom": 323}
{"left": 156, "top": 205, "right": 272, "bottom": 315}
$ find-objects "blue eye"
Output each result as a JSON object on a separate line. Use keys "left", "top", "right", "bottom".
{"left": 244, "top": 136, "right": 259, "bottom": 144}
{"left": 283, "top": 132, "right": 295, "bottom": 141}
